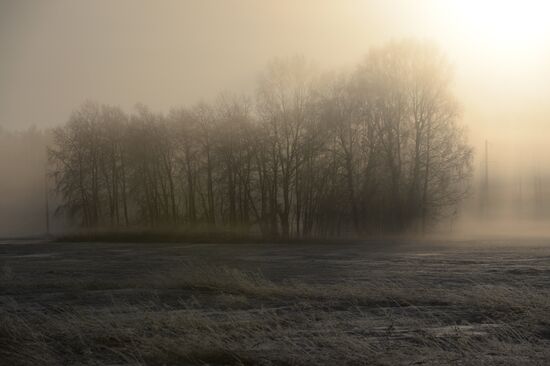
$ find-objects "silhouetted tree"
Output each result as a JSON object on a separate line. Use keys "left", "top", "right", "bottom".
{"left": 49, "top": 41, "right": 472, "bottom": 237}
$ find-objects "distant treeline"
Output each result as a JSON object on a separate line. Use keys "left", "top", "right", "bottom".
{"left": 0, "top": 127, "right": 50, "bottom": 236}
{"left": 49, "top": 40, "right": 473, "bottom": 238}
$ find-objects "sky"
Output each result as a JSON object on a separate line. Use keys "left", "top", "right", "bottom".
{"left": 2, "top": 0, "right": 550, "bottom": 170}
{"left": 2, "top": 0, "right": 550, "bottom": 236}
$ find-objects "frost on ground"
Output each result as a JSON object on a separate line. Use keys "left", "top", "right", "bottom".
{"left": 1, "top": 239, "right": 550, "bottom": 365}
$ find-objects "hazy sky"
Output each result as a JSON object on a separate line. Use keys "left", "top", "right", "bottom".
{"left": 2, "top": 0, "right": 550, "bottom": 163}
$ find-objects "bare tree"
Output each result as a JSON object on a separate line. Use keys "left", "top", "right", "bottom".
{"left": 50, "top": 41, "right": 472, "bottom": 237}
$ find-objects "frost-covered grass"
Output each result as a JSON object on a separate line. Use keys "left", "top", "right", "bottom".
{"left": 2, "top": 240, "right": 550, "bottom": 365}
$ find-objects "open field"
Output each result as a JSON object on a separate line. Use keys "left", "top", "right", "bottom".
{"left": 2, "top": 238, "right": 550, "bottom": 365}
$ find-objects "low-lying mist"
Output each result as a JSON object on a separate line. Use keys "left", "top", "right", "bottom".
{"left": 1, "top": 44, "right": 550, "bottom": 241}
{"left": 0, "top": 128, "right": 51, "bottom": 237}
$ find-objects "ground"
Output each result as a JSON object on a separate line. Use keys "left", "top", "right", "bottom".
{"left": 2, "top": 238, "right": 550, "bottom": 365}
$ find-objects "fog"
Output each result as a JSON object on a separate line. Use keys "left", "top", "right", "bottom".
{"left": 2, "top": 0, "right": 550, "bottom": 237}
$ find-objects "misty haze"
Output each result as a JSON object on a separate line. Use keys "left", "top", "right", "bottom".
{"left": 2, "top": 1, "right": 550, "bottom": 365}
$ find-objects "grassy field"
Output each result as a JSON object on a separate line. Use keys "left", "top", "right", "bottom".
{"left": 2, "top": 238, "right": 550, "bottom": 365}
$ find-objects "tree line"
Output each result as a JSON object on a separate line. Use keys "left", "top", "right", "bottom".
{"left": 49, "top": 41, "right": 473, "bottom": 238}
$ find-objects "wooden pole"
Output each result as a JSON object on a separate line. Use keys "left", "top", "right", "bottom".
{"left": 44, "top": 161, "right": 50, "bottom": 236}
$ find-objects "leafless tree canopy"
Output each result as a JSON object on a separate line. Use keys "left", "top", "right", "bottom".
{"left": 49, "top": 41, "right": 473, "bottom": 238}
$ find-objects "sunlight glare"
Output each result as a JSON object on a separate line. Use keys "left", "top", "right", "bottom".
{"left": 448, "top": 0, "right": 550, "bottom": 57}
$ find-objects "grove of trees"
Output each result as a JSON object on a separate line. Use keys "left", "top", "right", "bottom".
{"left": 49, "top": 41, "right": 473, "bottom": 238}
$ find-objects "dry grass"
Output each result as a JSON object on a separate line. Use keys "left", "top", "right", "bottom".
{"left": 2, "top": 263, "right": 550, "bottom": 365}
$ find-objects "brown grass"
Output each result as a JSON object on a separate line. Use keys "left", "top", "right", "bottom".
{"left": 2, "top": 264, "right": 550, "bottom": 365}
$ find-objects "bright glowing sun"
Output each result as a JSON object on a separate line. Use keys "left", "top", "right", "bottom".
{"left": 449, "top": 0, "right": 550, "bottom": 55}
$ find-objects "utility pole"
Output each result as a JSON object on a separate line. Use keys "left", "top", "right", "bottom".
{"left": 484, "top": 140, "right": 489, "bottom": 196}
{"left": 534, "top": 166, "right": 542, "bottom": 218}
{"left": 480, "top": 139, "right": 490, "bottom": 217}
{"left": 44, "top": 164, "right": 50, "bottom": 237}
{"left": 518, "top": 175, "right": 523, "bottom": 217}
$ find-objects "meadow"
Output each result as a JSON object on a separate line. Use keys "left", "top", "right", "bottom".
{"left": 2, "top": 238, "right": 550, "bottom": 365}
